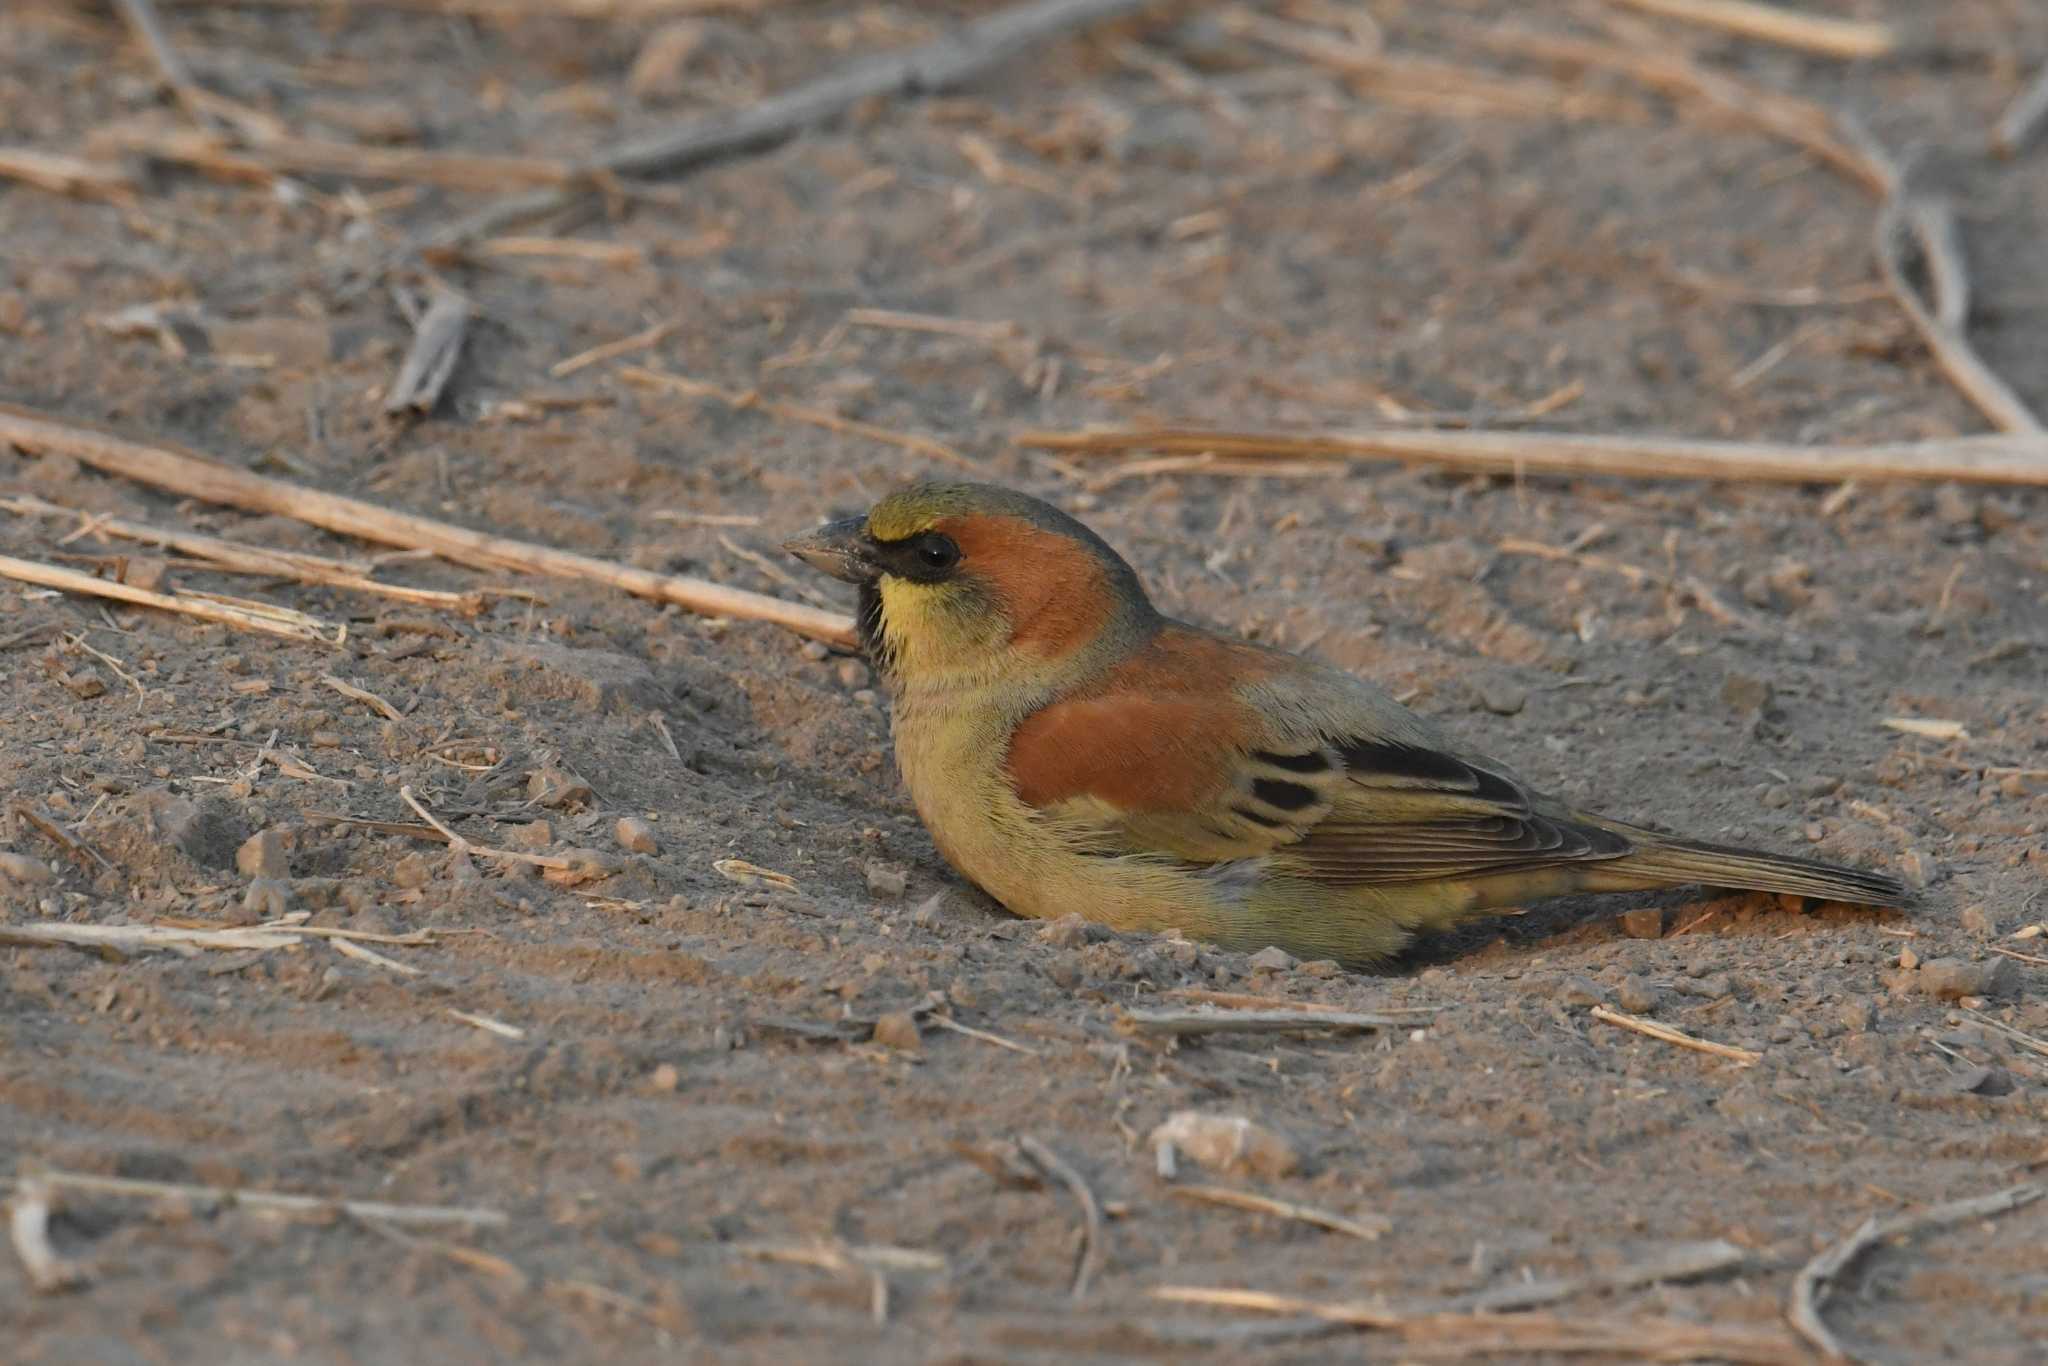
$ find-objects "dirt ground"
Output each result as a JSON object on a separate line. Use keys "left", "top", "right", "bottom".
{"left": 5, "top": 2, "right": 2048, "bottom": 1361}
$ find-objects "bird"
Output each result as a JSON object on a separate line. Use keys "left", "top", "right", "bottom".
{"left": 785, "top": 483, "right": 1906, "bottom": 965}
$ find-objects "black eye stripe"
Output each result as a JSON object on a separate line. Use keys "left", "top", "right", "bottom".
{"left": 868, "top": 530, "right": 961, "bottom": 582}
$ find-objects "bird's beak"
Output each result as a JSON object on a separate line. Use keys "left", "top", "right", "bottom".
{"left": 782, "top": 516, "right": 879, "bottom": 585}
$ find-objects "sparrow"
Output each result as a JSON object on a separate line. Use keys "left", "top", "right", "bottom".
{"left": 785, "top": 483, "right": 1905, "bottom": 964}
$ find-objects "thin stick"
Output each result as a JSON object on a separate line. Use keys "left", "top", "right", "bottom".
{"left": 925, "top": 1013, "right": 1042, "bottom": 1056}
{"left": 1992, "top": 63, "right": 2048, "bottom": 158}
{"left": 0, "top": 402, "right": 857, "bottom": 647}
{"left": 1444, "top": 1239, "right": 1750, "bottom": 1313}
{"left": 1147, "top": 1287, "right": 1804, "bottom": 1362}
{"left": 0, "top": 148, "right": 135, "bottom": 203}
{"left": 330, "top": 938, "right": 425, "bottom": 977}
{"left": 4, "top": 493, "right": 473, "bottom": 604}
{"left": 1905, "top": 198, "right": 1970, "bottom": 334}
{"left": 448, "top": 1008, "right": 527, "bottom": 1040}
{"left": 11, "top": 1168, "right": 508, "bottom": 1229}
{"left": 1014, "top": 425, "right": 2048, "bottom": 488}
{"left": 621, "top": 366, "right": 982, "bottom": 472}
{"left": 0, "top": 552, "right": 344, "bottom": 644}
{"left": 414, "top": 0, "right": 1158, "bottom": 259}
{"left": 1606, "top": 0, "right": 1896, "bottom": 60}
{"left": 0, "top": 923, "right": 306, "bottom": 954}
{"left": 94, "top": 121, "right": 574, "bottom": 192}
{"left": 1789, "top": 1183, "right": 2043, "bottom": 1361}
{"left": 1122, "top": 1007, "right": 1411, "bottom": 1036}
{"left": 1591, "top": 1005, "right": 1761, "bottom": 1066}
{"left": 1168, "top": 1186, "right": 1390, "bottom": 1241}
{"left": 550, "top": 316, "right": 684, "bottom": 377}
{"left": 382, "top": 288, "right": 472, "bottom": 417}
{"left": 323, "top": 674, "right": 405, "bottom": 723}
{"left": 1017, "top": 1136, "right": 1105, "bottom": 1301}
{"left": 9, "top": 1179, "right": 88, "bottom": 1293}
{"left": 1875, "top": 198, "right": 2043, "bottom": 435}
{"left": 166, "top": 0, "right": 781, "bottom": 17}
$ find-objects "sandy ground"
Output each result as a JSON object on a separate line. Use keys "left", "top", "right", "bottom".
{"left": 3, "top": 2, "right": 2047, "bottom": 1361}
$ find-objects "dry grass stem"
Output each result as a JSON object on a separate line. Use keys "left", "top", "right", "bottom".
{"left": 550, "top": 316, "right": 684, "bottom": 377}
{"left": 1606, "top": 0, "right": 1896, "bottom": 59}
{"left": 0, "top": 148, "right": 135, "bottom": 202}
{"left": 1959, "top": 1007, "right": 2048, "bottom": 1061}
{"left": 474, "top": 236, "right": 646, "bottom": 266}
{"left": 1168, "top": 1185, "right": 1390, "bottom": 1241}
{"left": 1227, "top": 11, "right": 1652, "bottom": 124}
{"left": 417, "top": 0, "right": 1158, "bottom": 258}
{"left": 93, "top": 119, "right": 574, "bottom": 192}
{"left": 322, "top": 674, "right": 405, "bottom": 722}
{"left": 1122, "top": 1007, "right": 1411, "bottom": 1036}
{"left": 1445, "top": 1239, "right": 1749, "bottom": 1313}
{"left": 1017, "top": 1136, "right": 1104, "bottom": 1301}
{"left": 1789, "top": 1183, "right": 2044, "bottom": 1360}
{"left": 1147, "top": 1286, "right": 1804, "bottom": 1362}
{"left": 1875, "top": 196, "right": 2043, "bottom": 435}
{"left": 843, "top": 308, "right": 1027, "bottom": 343}
{"left": 1882, "top": 717, "right": 1968, "bottom": 741}
{"left": 2, "top": 494, "right": 483, "bottom": 614}
{"left": 447, "top": 1009, "right": 528, "bottom": 1040}
{"left": 383, "top": 288, "right": 473, "bottom": 417}
{"left": 1992, "top": 63, "right": 2048, "bottom": 158}
{"left": 9, "top": 1179, "right": 89, "bottom": 1293}
{"left": 164, "top": 0, "right": 786, "bottom": 19}
{"left": 10, "top": 1168, "right": 508, "bottom": 1228}
{"left": 621, "top": 365, "right": 982, "bottom": 472}
{"left": 1014, "top": 425, "right": 2048, "bottom": 488}
{"left": 1157, "top": 988, "right": 1436, "bottom": 1015}
{"left": 0, "top": 402, "right": 857, "bottom": 646}
{"left": 1591, "top": 1005, "right": 1761, "bottom": 1065}
{"left": 330, "top": 938, "right": 426, "bottom": 976}
{"left": 925, "top": 1013, "right": 1042, "bottom": 1055}
{"left": 0, "top": 552, "right": 345, "bottom": 645}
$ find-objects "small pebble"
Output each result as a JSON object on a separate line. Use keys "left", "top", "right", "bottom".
{"left": 0, "top": 851, "right": 53, "bottom": 887}
{"left": 1556, "top": 976, "right": 1606, "bottom": 1008}
{"left": 614, "top": 816, "right": 658, "bottom": 855}
{"left": 835, "top": 658, "right": 870, "bottom": 690}
{"left": 1951, "top": 1065, "right": 2014, "bottom": 1097}
{"left": 1720, "top": 673, "right": 1773, "bottom": 714}
{"left": 865, "top": 861, "right": 909, "bottom": 900}
{"left": 391, "top": 853, "right": 434, "bottom": 888}
{"left": 1477, "top": 682, "right": 1527, "bottom": 716}
{"left": 1836, "top": 999, "right": 1873, "bottom": 1032}
{"left": 1958, "top": 904, "right": 1997, "bottom": 938}
{"left": 871, "top": 1011, "right": 922, "bottom": 1052}
{"left": 510, "top": 820, "right": 554, "bottom": 850}
{"left": 1248, "top": 945, "right": 1299, "bottom": 972}
{"left": 647, "top": 1063, "right": 680, "bottom": 1092}
{"left": 1916, "top": 956, "right": 2015, "bottom": 1001}
{"left": 1614, "top": 975, "right": 1661, "bottom": 1013}
{"left": 1618, "top": 908, "right": 1665, "bottom": 939}
{"left": 1036, "top": 913, "right": 1107, "bottom": 947}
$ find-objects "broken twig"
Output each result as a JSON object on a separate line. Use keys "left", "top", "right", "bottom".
{"left": 383, "top": 288, "right": 472, "bottom": 417}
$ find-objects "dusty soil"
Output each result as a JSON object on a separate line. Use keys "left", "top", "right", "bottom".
{"left": 4, "top": 2, "right": 2048, "bottom": 1361}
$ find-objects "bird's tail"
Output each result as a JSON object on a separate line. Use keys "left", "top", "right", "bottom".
{"left": 1581, "top": 829, "right": 1907, "bottom": 905}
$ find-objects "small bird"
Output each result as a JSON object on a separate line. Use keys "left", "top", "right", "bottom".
{"left": 786, "top": 484, "right": 1905, "bottom": 964}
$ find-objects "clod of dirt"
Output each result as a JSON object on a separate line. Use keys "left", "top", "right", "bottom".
{"left": 391, "top": 853, "right": 434, "bottom": 888}
{"left": 1914, "top": 956, "right": 2017, "bottom": 1001}
{"left": 235, "top": 828, "right": 292, "bottom": 880}
{"left": 1476, "top": 680, "right": 1527, "bottom": 716}
{"left": 528, "top": 765, "right": 594, "bottom": 810}
{"left": 871, "top": 1011, "right": 922, "bottom": 1052}
{"left": 1555, "top": 977, "right": 1605, "bottom": 1007}
{"left": 1036, "top": 913, "right": 1109, "bottom": 947}
{"left": 136, "top": 790, "right": 247, "bottom": 870}
{"left": 1950, "top": 1065, "right": 2015, "bottom": 1096}
{"left": 1837, "top": 999, "right": 1875, "bottom": 1032}
{"left": 1613, "top": 975, "right": 1661, "bottom": 1013}
{"left": 1248, "top": 946, "right": 1298, "bottom": 972}
{"left": 0, "top": 851, "right": 53, "bottom": 888}
{"left": 865, "top": 861, "right": 909, "bottom": 900}
{"left": 1617, "top": 907, "right": 1665, "bottom": 939}
{"left": 1720, "top": 673, "right": 1773, "bottom": 715}
{"left": 242, "top": 878, "right": 290, "bottom": 919}
{"left": 1958, "top": 904, "right": 1998, "bottom": 937}
{"left": 614, "top": 817, "right": 658, "bottom": 855}
{"left": 1150, "top": 1111, "right": 1299, "bottom": 1180}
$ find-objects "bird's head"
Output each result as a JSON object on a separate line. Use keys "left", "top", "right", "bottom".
{"left": 784, "top": 483, "right": 1157, "bottom": 688}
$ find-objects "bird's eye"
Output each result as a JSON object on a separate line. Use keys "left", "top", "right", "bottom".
{"left": 913, "top": 533, "right": 960, "bottom": 573}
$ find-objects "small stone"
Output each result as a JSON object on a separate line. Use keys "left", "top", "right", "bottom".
{"left": 61, "top": 666, "right": 107, "bottom": 699}
{"left": 1958, "top": 904, "right": 1998, "bottom": 938}
{"left": 1720, "top": 673, "right": 1773, "bottom": 714}
{"left": 647, "top": 1063, "right": 680, "bottom": 1092}
{"left": 1899, "top": 849, "right": 1933, "bottom": 890}
{"left": 527, "top": 765, "right": 594, "bottom": 810}
{"left": 1799, "top": 775, "right": 1843, "bottom": 799}
{"left": 871, "top": 1011, "right": 922, "bottom": 1052}
{"left": 1477, "top": 681, "right": 1527, "bottom": 716}
{"left": 1916, "top": 956, "right": 2016, "bottom": 1001}
{"left": 0, "top": 852, "right": 53, "bottom": 888}
{"left": 1299, "top": 959, "right": 1342, "bottom": 978}
{"left": 1951, "top": 1065, "right": 2014, "bottom": 1097}
{"left": 1614, "top": 975, "right": 1661, "bottom": 1013}
{"left": 614, "top": 816, "right": 658, "bottom": 855}
{"left": 1618, "top": 907, "right": 1665, "bottom": 939}
{"left": 242, "top": 877, "right": 291, "bottom": 918}
{"left": 1148, "top": 1110, "right": 1299, "bottom": 1179}
{"left": 1036, "top": 913, "right": 1108, "bottom": 947}
{"left": 391, "top": 853, "right": 434, "bottom": 888}
{"left": 1898, "top": 946, "right": 1920, "bottom": 971}
{"left": 1760, "top": 785, "right": 1794, "bottom": 809}
{"left": 509, "top": 820, "right": 554, "bottom": 850}
{"left": 865, "top": 861, "right": 909, "bottom": 900}
{"left": 835, "top": 658, "right": 870, "bottom": 690}
{"left": 1248, "top": 946, "right": 1299, "bottom": 972}
{"left": 1674, "top": 973, "right": 1734, "bottom": 999}
{"left": 1836, "top": 999, "right": 1873, "bottom": 1032}
{"left": 1556, "top": 976, "right": 1606, "bottom": 1007}
{"left": 235, "top": 828, "right": 292, "bottom": 880}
